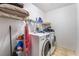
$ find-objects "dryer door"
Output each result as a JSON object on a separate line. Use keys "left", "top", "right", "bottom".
{"left": 42, "top": 39, "right": 51, "bottom": 56}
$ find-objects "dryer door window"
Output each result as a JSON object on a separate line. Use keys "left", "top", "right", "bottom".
{"left": 42, "top": 40, "right": 51, "bottom": 56}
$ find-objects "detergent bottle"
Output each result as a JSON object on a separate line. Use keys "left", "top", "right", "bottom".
{"left": 36, "top": 17, "right": 43, "bottom": 33}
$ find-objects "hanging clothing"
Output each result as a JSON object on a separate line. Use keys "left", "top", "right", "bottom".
{"left": 25, "top": 24, "right": 31, "bottom": 56}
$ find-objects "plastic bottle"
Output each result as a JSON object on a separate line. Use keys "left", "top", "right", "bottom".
{"left": 36, "top": 17, "right": 43, "bottom": 32}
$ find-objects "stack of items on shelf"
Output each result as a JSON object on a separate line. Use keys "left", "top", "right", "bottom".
{"left": 0, "top": 3, "right": 29, "bottom": 20}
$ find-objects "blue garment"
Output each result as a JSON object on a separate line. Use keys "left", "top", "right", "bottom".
{"left": 15, "top": 40, "right": 23, "bottom": 49}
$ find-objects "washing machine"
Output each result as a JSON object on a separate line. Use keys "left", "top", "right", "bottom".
{"left": 30, "top": 32, "right": 52, "bottom": 56}
{"left": 49, "top": 32, "right": 56, "bottom": 55}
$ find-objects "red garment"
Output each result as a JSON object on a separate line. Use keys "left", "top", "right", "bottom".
{"left": 25, "top": 24, "right": 31, "bottom": 56}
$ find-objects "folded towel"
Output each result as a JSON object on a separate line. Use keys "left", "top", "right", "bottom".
{"left": 0, "top": 11, "right": 24, "bottom": 20}
{"left": 0, "top": 4, "right": 29, "bottom": 20}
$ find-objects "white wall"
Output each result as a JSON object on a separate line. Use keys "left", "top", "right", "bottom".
{"left": 24, "top": 3, "right": 45, "bottom": 21}
{"left": 0, "top": 17, "right": 25, "bottom": 56}
{"left": 45, "top": 4, "right": 77, "bottom": 50}
{"left": 76, "top": 4, "right": 79, "bottom": 55}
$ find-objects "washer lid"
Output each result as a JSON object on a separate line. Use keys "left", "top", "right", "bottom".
{"left": 30, "top": 32, "right": 50, "bottom": 37}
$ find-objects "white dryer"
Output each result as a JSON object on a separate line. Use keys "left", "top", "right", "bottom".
{"left": 30, "top": 32, "right": 52, "bottom": 56}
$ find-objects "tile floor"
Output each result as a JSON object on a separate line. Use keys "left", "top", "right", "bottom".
{"left": 52, "top": 47, "right": 76, "bottom": 56}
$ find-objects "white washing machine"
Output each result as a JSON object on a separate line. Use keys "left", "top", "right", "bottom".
{"left": 49, "top": 32, "right": 56, "bottom": 55}
{"left": 30, "top": 32, "right": 52, "bottom": 56}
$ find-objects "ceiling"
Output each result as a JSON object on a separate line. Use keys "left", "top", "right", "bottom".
{"left": 33, "top": 3, "right": 75, "bottom": 12}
